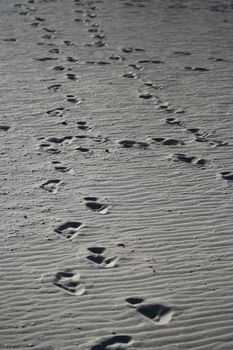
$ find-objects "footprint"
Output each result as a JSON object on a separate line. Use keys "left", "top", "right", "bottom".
{"left": 129, "top": 63, "right": 143, "bottom": 70}
{"left": 35, "top": 16, "right": 45, "bottom": 22}
{"left": 208, "top": 57, "right": 226, "bottom": 62}
{"left": 54, "top": 221, "right": 83, "bottom": 240}
{"left": 76, "top": 146, "right": 90, "bottom": 153}
{"left": 53, "top": 65, "right": 65, "bottom": 71}
{"left": 126, "top": 298, "right": 174, "bottom": 325}
{"left": 139, "top": 92, "right": 153, "bottom": 99}
{"left": 166, "top": 117, "right": 182, "bottom": 126}
{"left": 46, "top": 135, "right": 74, "bottom": 145}
{"left": 67, "top": 95, "right": 79, "bottom": 103}
{"left": 36, "top": 57, "right": 58, "bottom": 61}
{"left": 187, "top": 127, "right": 210, "bottom": 138}
{"left": 85, "top": 198, "right": 109, "bottom": 214}
{"left": 220, "top": 171, "right": 233, "bottom": 181}
{"left": 87, "top": 12, "right": 96, "bottom": 18}
{"left": 151, "top": 137, "right": 184, "bottom": 146}
{"left": 53, "top": 270, "right": 85, "bottom": 296}
{"left": 48, "top": 84, "right": 62, "bottom": 92}
{"left": 184, "top": 66, "right": 209, "bottom": 72}
{"left": 49, "top": 48, "right": 59, "bottom": 54}
{"left": 43, "top": 28, "right": 56, "bottom": 33}
{"left": 64, "top": 40, "right": 76, "bottom": 47}
{"left": 31, "top": 22, "right": 40, "bottom": 27}
{"left": 170, "top": 153, "right": 207, "bottom": 165}
{"left": 66, "top": 73, "right": 77, "bottom": 81}
{"left": 109, "top": 54, "right": 125, "bottom": 61}
{"left": 46, "top": 107, "right": 64, "bottom": 117}
{"left": 67, "top": 56, "right": 78, "bottom": 63}
{"left": 94, "top": 34, "right": 105, "bottom": 40}
{"left": 123, "top": 72, "right": 137, "bottom": 79}
{"left": 173, "top": 51, "right": 191, "bottom": 56}
{"left": 3, "top": 38, "right": 17, "bottom": 42}
{"left": 90, "top": 335, "right": 132, "bottom": 350}
{"left": 77, "top": 121, "right": 91, "bottom": 131}
{"left": 52, "top": 161, "right": 73, "bottom": 173}
{"left": 137, "top": 59, "right": 164, "bottom": 64}
{"left": 41, "top": 34, "right": 53, "bottom": 40}
{"left": 96, "top": 60, "right": 111, "bottom": 65}
{"left": 39, "top": 143, "right": 61, "bottom": 154}
{"left": 208, "top": 139, "right": 228, "bottom": 147}
{"left": 158, "top": 102, "right": 174, "bottom": 112}
{"left": 122, "top": 47, "right": 145, "bottom": 53}
{"left": 40, "top": 179, "right": 61, "bottom": 193}
{"left": 87, "top": 248, "right": 119, "bottom": 268}
{"left": 0, "top": 124, "right": 10, "bottom": 132}
{"left": 118, "top": 139, "right": 149, "bottom": 149}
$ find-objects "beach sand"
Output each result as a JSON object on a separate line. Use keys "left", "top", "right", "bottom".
{"left": 1, "top": 0, "right": 233, "bottom": 349}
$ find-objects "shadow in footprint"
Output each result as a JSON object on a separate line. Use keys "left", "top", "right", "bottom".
{"left": 90, "top": 335, "right": 132, "bottom": 350}
{"left": 40, "top": 179, "right": 61, "bottom": 193}
{"left": 54, "top": 221, "right": 83, "bottom": 240}
{"left": 152, "top": 137, "right": 184, "bottom": 146}
{"left": 87, "top": 246, "right": 118, "bottom": 268}
{"left": 77, "top": 121, "right": 91, "bottom": 131}
{"left": 0, "top": 124, "right": 10, "bottom": 132}
{"left": 166, "top": 117, "right": 182, "bottom": 126}
{"left": 52, "top": 161, "right": 73, "bottom": 174}
{"left": 46, "top": 136, "right": 74, "bottom": 145}
{"left": 48, "top": 84, "right": 62, "bottom": 92}
{"left": 220, "top": 171, "right": 233, "bottom": 181}
{"left": 185, "top": 66, "right": 209, "bottom": 72}
{"left": 39, "top": 143, "right": 61, "bottom": 154}
{"left": 85, "top": 201, "right": 109, "bottom": 215}
{"left": 139, "top": 92, "right": 153, "bottom": 99}
{"left": 171, "top": 153, "right": 207, "bottom": 166}
{"left": 118, "top": 139, "right": 149, "bottom": 149}
{"left": 53, "top": 270, "right": 85, "bottom": 296}
{"left": 47, "top": 107, "right": 64, "bottom": 117}
{"left": 126, "top": 298, "right": 173, "bottom": 325}
{"left": 138, "top": 59, "right": 164, "bottom": 64}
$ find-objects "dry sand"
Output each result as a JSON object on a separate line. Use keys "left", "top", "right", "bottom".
{"left": 1, "top": 0, "right": 233, "bottom": 349}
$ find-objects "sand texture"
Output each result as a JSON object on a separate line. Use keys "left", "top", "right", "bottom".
{"left": 1, "top": 0, "right": 233, "bottom": 349}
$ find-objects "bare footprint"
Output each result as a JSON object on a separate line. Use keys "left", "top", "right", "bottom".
{"left": 66, "top": 73, "right": 77, "bottom": 81}
{"left": 123, "top": 72, "right": 137, "bottom": 79}
{"left": 52, "top": 161, "right": 74, "bottom": 174}
{"left": 53, "top": 270, "right": 85, "bottom": 296}
{"left": 139, "top": 92, "right": 153, "bottom": 99}
{"left": 39, "top": 143, "right": 61, "bottom": 154}
{"left": 126, "top": 298, "right": 174, "bottom": 325}
{"left": 77, "top": 121, "right": 91, "bottom": 131}
{"left": 90, "top": 335, "right": 132, "bottom": 350}
{"left": 121, "top": 47, "right": 145, "bottom": 53}
{"left": 54, "top": 221, "right": 83, "bottom": 240}
{"left": 87, "top": 247, "right": 119, "bottom": 268}
{"left": 67, "top": 95, "right": 80, "bottom": 104}
{"left": 84, "top": 197, "right": 109, "bottom": 214}
{"left": 185, "top": 66, "right": 209, "bottom": 72}
{"left": 166, "top": 117, "right": 182, "bottom": 126}
{"left": 46, "top": 107, "right": 64, "bottom": 117}
{"left": 48, "top": 84, "right": 62, "bottom": 92}
{"left": 151, "top": 137, "right": 184, "bottom": 146}
{"left": 170, "top": 153, "right": 207, "bottom": 166}
{"left": 137, "top": 59, "right": 164, "bottom": 64}
{"left": 40, "top": 179, "right": 61, "bottom": 193}
{"left": 46, "top": 135, "right": 74, "bottom": 145}
{"left": 0, "top": 124, "right": 10, "bottom": 132}
{"left": 118, "top": 139, "right": 149, "bottom": 149}
{"left": 220, "top": 171, "right": 233, "bottom": 181}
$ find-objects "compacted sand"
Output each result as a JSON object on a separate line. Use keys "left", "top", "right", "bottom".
{"left": 1, "top": 0, "right": 233, "bottom": 349}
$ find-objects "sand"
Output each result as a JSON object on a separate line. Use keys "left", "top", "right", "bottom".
{"left": 1, "top": 0, "right": 233, "bottom": 349}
